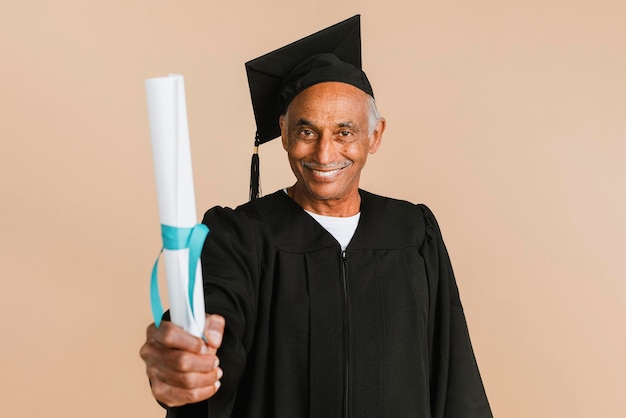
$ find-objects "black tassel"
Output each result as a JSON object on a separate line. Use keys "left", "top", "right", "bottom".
{"left": 249, "top": 136, "right": 261, "bottom": 201}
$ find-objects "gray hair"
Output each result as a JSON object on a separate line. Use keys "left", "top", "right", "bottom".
{"left": 367, "top": 95, "right": 382, "bottom": 136}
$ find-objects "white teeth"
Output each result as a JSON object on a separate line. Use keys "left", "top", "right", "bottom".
{"left": 312, "top": 168, "right": 341, "bottom": 177}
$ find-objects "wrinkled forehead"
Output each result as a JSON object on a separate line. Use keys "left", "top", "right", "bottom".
{"left": 283, "top": 82, "right": 371, "bottom": 126}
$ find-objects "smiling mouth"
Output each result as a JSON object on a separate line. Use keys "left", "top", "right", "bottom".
{"left": 303, "top": 162, "right": 350, "bottom": 179}
{"left": 310, "top": 168, "right": 343, "bottom": 178}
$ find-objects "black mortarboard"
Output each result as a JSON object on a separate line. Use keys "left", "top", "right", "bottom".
{"left": 245, "top": 15, "right": 373, "bottom": 200}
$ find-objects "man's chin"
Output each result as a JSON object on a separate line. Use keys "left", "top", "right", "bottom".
{"left": 299, "top": 184, "right": 350, "bottom": 202}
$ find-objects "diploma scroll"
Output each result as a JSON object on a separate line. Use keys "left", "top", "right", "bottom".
{"left": 145, "top": 74, "right": 207, "bottom": 338}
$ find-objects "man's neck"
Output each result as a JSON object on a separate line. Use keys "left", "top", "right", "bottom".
{"left": 287, "top": 185, "right": 361, "bottom": 217}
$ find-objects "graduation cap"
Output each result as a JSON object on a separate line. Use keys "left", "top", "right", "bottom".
{"left": 245, "top": 14, "right": 374, "bottom": 200}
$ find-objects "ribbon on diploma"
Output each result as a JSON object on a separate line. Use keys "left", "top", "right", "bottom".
{"left": 151, "top": 224, "right": 210, "bottom": 327}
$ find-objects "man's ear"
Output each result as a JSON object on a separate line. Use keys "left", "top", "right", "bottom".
{"left": 279, "top": 114, "right": 289, "bottom": 150}
{"left": 368, "top": 117, "right": 386, "bottom": 154}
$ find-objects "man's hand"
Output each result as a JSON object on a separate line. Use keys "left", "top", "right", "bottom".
{"left": 139, "top": 314, "right": 225, "bottom": 407}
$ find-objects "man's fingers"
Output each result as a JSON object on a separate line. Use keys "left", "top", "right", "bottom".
{"left": 145, "top": 314, "right": 226, "bottom": 354}
{"left": 141, "top": 339, "right": 220, "bottom": 374}
{"left": 142, "top": 339, "right": 224, "bottom": 406}
{"left": 147, "top": 362, "right": 223, "bottom": 389}
{"left": 204, "top": 314, "right": 225, "bottom": 350}
{"left": 146, "top": 321, "right": 206, "bottom": 354}
{"left": 140, "top": 316, "right": 226, "bottom": 406}
{"left": 150, "top": 378, "right": 222, "bottom": 407}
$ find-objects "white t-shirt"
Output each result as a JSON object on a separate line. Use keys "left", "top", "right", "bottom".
{"left": 305, "top": 210, "right": 360, "bottom": 251}
{"left": 283, "top": 188, "right": 360, "bottom": 250}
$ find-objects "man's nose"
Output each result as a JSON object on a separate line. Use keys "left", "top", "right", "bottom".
{"left": 313, "top": 134, "right": 335, "bottom": 164}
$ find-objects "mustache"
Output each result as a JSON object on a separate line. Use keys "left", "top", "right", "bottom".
{"left": 302, "top": 161, "right": 351, "bottom": 170}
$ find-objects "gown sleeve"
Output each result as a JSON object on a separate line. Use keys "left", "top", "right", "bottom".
{"left": 418, "top": 204, "right": 493, "bottom": 418}
{"left": 165, "top": 206, "right": 262, "bottom": 418}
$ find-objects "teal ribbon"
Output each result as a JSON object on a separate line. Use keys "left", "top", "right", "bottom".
{"left": 151, "top": 223, "right": 210, "bottom": 328}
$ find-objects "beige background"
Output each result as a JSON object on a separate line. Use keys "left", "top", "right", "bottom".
{"left": 1, "top": 0, "right": 624, "bottom": 417}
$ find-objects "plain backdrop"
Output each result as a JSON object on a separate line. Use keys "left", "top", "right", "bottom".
{"left": 1, "top": 0, "right": 625, "bottom": 417}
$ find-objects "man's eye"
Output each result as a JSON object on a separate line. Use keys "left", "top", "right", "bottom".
{"left": 296, "top": 129, "right": 317, "bottom": 142}
{"left": 340, "top": 131, "right": 352, "bottom": 136}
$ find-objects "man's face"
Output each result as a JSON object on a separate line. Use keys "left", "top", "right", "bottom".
{"left": 280, "top": 82, "right": 384, "bottom": 208}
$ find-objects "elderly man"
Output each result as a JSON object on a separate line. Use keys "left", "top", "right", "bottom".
{"left": 140, "top": 15, "right": 492, "bottom": 418}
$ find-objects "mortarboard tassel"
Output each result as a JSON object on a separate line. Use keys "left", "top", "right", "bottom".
{"left": 249, "top": 135, "right": 261, "bottom": 201}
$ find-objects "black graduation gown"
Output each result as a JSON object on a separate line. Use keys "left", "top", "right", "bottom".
{"left": 166, "top": 190, "right": 492, "bottom": 418}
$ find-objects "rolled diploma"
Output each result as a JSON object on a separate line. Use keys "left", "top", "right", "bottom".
{"left": 145, "top": 74, "right": 205, "bottom": 338}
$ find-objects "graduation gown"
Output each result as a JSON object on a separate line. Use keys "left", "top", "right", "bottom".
{"left": 166, "top": 190, "right": 492, "bottom": 418}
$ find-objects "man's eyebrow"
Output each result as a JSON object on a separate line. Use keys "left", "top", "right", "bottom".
{"left": 338, "top": 121, "right": 360, "bottom": 131}
{"left": 292, "top": 119, "right": 359, "bottom": 131}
